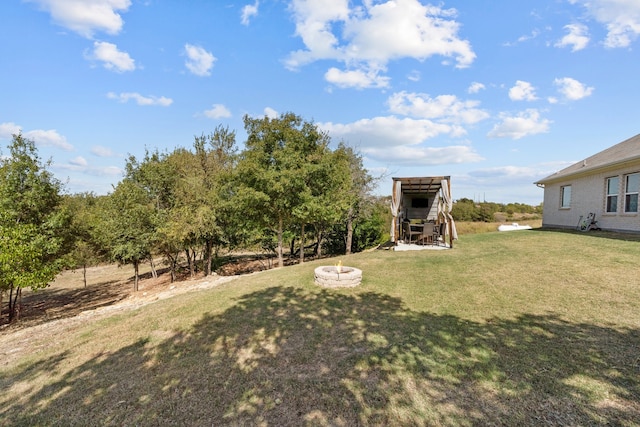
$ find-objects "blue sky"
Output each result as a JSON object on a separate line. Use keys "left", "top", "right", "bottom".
{"left": 1, "top": 0, "right": 639, "bottom": 204}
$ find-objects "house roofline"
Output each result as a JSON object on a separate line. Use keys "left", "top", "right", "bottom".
{"left": 534, "top": 154, "right": 640, "bottom": 186}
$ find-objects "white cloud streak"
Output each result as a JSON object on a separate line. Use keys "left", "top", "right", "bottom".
{"left": 468, "top": 82, "right": 485, "bottom": 94}
{"left": 0, "top": 122, "right": 73, "bottom": 151}
{"left": 488, "top": 109, "right": 551, "bottom": 140}
{"left": 387, "top": 91, "right": 489, "bottom": 124}
{"left": 26, "top": 0, "right": 131, "bottom": 38}
{"left": 0, "top": 122, "right": 22, "bottom": 138}
{"left": 86, "top": 41, "right": 136, "bottom": 72}
{"left": 24, "top": 129, "right": 74, "bottom": 151}
{"left": 571, "top": 0, "right": 640, "bottom": 48}
{"left": 286, "top": 0, "right": 475, "bottom": 89}
{"left": 107, "top": 92, "right": 173, "bottom": 106}
{"left": 241, "top": 1, "right": 259, "bottom": 25}
{"left": 325, "top": 67, "right": 390, "bottom": 89}
{"left": 509, "top": 81, "right": 537, "bottom": 101}
{"left": 184, "top": 44, "right": 216, "bottom": 76}
{"left": 91, "top": 145, "right": 119, "bottom": 157}
{"left": 264, "top": 107, "right": 278, "bottom": 119}
{"left": 555, "top": 23, "right": 590, "bottom": 51}
{"left": 203, "top": 104, "right": 232, "bottom": 119}
{"left": 554, "top": 77, "right": 594, "bottom": 100}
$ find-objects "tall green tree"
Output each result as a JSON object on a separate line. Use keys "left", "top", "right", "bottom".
{"left": 332, "top": 143, "right": 376, "bottom": 255}
{"left": 97, "top": 179, "right": 156, "bottom": 291}
{"left": 0, "top": 134, "right": 72, "bottom": 322}
{"left": 63, "top": 192, "right": 108, "bottom": 287}
{"left": 153, "top": 126, "right": 238, "bottom": 278}
{"left": 124, "top": 148, "right": 179, "bottom": 279}
{"left": 236, "top": 113, "right": 330, "bottom": 268}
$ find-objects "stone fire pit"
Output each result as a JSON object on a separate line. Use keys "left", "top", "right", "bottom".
{"left": 314, "top": 265, "right": 362, "bottom": 288}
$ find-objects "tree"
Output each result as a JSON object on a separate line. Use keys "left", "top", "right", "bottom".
{"left": 97, "top": 179, "right": 157, "bottom": 291}
{"left": 0, "top": 134, "right": 72, "bottom": 322}
{"left": 124, "top": 148, "right": 179, "bottom": 279}
{"left": 236, "top": 113, "right": 331, "bottom": 268}
{"left": 333, "top": 143, "right": 376, "bottom": 255}
{"left": 296, "top": 144, "right": 351, "bottom": 260}
{"left": 188, "top": 126, "right": 237, "bottom": 275}
{"left": 63, "top": 192, "right": 108, "bottom": 287}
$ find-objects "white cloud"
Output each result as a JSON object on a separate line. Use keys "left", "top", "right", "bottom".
{"left": 86, "top": 41, "right": 136, "bottom": 72}
{"left": 363, "top": 144, "right": 483, "bottom": 165}
{"left": 286, "top": 0, "right": 475, "bottom": 89}
{"left": 55, "top": 161, "right": 123, "bottom": 177}
{"left": 0, "top": 122, "right": 21, "bottom": 138}
{"left": 264, "top": 107, "right": 278, "bottom": 119}
{"left": 69, "top": 156, "right": 88, "bottom": 167}
{"left": 203, "top": 104, "right": 232, "bottom": 119}
{"left": 571, "top": 0, "right": 640, "bottom": 48}
{"left": 469, "top": 165, "right": 540, "bottom": 180}
{"left": 107, "top": 92, "right": 173, "bottom": 106}
{"left": 555, "top": 23, "right": 590, "bottom": 51}
{"left": 503, "top": 29, "right": 541, "bottom": 47}
{"left": 241, "top": 1, "right": 259, "bottom": 25}
{"left": 468, "top": 82, "right": 485, "bottom": 94}
{"left": 184, "top": 44, "right": 216, "bottom": 76}
{"left": 554, "top": 77, "right": 594, "bottom": 100}
{"left": 509, "top": 80, "right": 537, "bottom": 101}
{"left": 407, "top": 70, "right": 421, "bottom": 82}
{"left": 325, "top": 67, "right": 390, "bottom": 89}
{"left": 488, "top": 109, "right": 551, "bottom": 140}
{"left": 387, "top": 91, "right": 489, "bottom": 124}
{"left": 24, "top": 129, "right": 74, "bottom": 151}
{"left": 26, "top": 0, "right": 131, "bottom": 38}
{"left": 320, "top": 116, "right": 457, "bottom": 149}
{"left": 91, "top": 145, "right": 119, "bottom": 157}
{"left": 0, "top": 123, "right": 73, "bottom": 151}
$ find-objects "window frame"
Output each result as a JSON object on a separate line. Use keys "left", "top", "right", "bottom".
{"left": 624, "top": 172, "right": 639, "bottom": 213}
{"left": 606, "top": 176, "right": 619, "bottom": 213}
{"left": 560, "top": 185, "right": 571, "bottom": 209}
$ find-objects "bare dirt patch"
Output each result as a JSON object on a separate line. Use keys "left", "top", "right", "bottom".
{"left": 0, "top": 254, "right": 278, "bottom": 333}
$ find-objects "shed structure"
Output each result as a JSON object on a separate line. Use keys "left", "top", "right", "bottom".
{"left": 390, "top": 176, "right": 458, "bottom": 247}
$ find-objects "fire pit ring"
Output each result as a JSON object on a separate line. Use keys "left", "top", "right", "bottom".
{"left": 314, "top": 265, "right": 362, "bottom": 288}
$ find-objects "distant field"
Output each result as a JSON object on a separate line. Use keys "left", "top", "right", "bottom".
{"left": 1, "top": 228, "right": 639, "bottom": 426}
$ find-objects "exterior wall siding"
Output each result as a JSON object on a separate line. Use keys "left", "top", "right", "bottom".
{"left": 541, "top": 162, "right": 640, "bottom": 232}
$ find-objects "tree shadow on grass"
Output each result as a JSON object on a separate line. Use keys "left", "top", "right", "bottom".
{"left": 2, "top": 287, "right": 639, "bottom": 426}
{"left": 0, "top": 280, "right": 126, "bottom": 329}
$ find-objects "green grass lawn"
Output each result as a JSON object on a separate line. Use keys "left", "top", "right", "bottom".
{"left": 1, "top": 229, "right": 639, "bottom": 426}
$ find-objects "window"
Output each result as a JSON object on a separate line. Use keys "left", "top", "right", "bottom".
{"left": 606, "top": 176, "right": 619, "bottom": 213}
{"left": 411, "top": 197, "right": 429, "bottom": 208}
{"left": 560, "top": 185, "right": 571, "bottom": 208}
{"left": 624, "top": 173, "right": 639, "bottom": 213}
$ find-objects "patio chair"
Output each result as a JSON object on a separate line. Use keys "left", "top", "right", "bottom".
{"left": 433, "top": 223, "right": 445, "bottom": 246}
{"left": 403, "top": 221, "right": 421, "bottom": 244}
{"left": 418, "top": 222, "right": 436, "bottom": 245}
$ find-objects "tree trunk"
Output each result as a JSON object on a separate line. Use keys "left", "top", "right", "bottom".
{"left": 186, "top": 249, "right": 195, "bottom": 278}
{"left": 149, "top": 257, "right": 158, "bottom": 279}
{"left": 168, "top": 253, "right": 177, "bottom": 283}
{"left": 315, "top": 228, "right": 323, "bottom": 258}
{"left": 133, "top": 261, "right": 139, "bottom": 292}
{"left": 299, "top": 224, "right": 305, "bottom": 264}
{"left": 204, "top": 240, "right": 213, "bottom": 276}
{"left": 346, "top": 209, "right": 354, "bottom": 255}
{"left": 8, "top": 286, "right": 22, "bottom": 323}
{"left": 277, "top": 217, "right": 284, "bottom": 268}
{"left": 83, "top": 263, "right": 87, "bottom": 288}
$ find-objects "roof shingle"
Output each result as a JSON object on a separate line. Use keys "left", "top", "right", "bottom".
{"left": 535, "top": 133, "right": 640, "bottom": 184}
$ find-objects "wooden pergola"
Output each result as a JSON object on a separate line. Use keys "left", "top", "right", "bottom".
{"left": 390, "top": 176, "right": 457, "bottom": 248}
